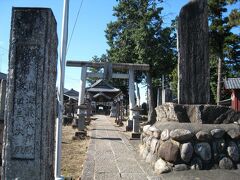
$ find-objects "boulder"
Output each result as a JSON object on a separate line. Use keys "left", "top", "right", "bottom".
{"left": 143, "top": 125, "right": 151, "bottom": 133}
{"left": 142, "top": 148, "right": 149, "bottom": 160}
{"left": 156, "top": 103, "right": 240, "bottom": 124}
{"left": 227, "top": 141, "right": 239, "bottom": 162}
{"left": 149, "top": 126, "right": 159, "bottom": 132}
{"left": 153, "top": 131, "right": 161, "bottom": 139}
{"left": 154, "top": 158, "right": 172, "bottom": 174}
{"left": 146, "top": 152, "right": 157, "bottom": 164}
{"left": 194, "top": 142, "right": 211, "bottom": 161}
{"left": 219, "top": 157, "right": 233, "bottom": 170}
{"left": 159, "top": 141, "right": 179, "bottom": 163}
{"left": 170, "top": 129, "right": 194, "bottom": 142}
{"left": 212, "top": 139, "right": 226, "bottom": 161}
{"left": 211, "top": 129, "right": 225, "bottom": 138}
{"left": 146, "top": 136, "right": 153, "bottom": 151}
{"left": 227, "top": 129, "right": 240, "bottom": 139}
{"left": 161, "top": 129, "right": 170, "bottom": 141}
{"left": 180, "top": 142, "right": 193, "bottom": 163}
{"left": 196, "top": 131, "right": 212, "bottom": 141}
{"left": 150, "top": 138, "right": 159, "bottom": 153}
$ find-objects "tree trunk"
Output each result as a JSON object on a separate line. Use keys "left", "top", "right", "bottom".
{"left": 216, "top": 55, "right": 222, "bottom": 105}
{"left": 147, "top": 73, "right": 156, "bottom": 125}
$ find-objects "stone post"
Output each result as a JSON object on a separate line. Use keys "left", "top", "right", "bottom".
{"left": 86, "top": 99, "right": 91, "bottom": 124}
{"left": 78, "top": 66, "right": 87, "bottom": 106}
{"left": 77, "top": 104, "right": 87, "bottom": 131}
{"left": 2, "top": 8, "right": 57, "bottom": 179}
{"left": 131, "top": 106, "right": 142, "bottom": 139}
{"left": 177, "top": 0, "right": 209, "bottom": 104}
{"left": 0, "top": 79, "right": 6, "bottom": 120}
{"left": 127, "top": 68, "right": 135, "bottom": 130}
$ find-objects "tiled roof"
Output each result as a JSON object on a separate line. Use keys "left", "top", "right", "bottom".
{"left": 224, "top": 78, "right": 240, "bottom": 89}
{"left": 64, "top": 88, "right": 79, "bottom": 100}
{"left": 0, "top": 72, "right": 7, "bottom": 80}
{"left": 87, "top": 79, "right": 120, "bottom": 93}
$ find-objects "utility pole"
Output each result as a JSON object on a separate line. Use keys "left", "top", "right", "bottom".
{"left": 55, "top": 0, "right": 69, "bottom": 179}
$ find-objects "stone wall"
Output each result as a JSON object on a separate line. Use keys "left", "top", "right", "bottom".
{"left": 156, "top": 103, "right": 240, "bottom": 124}
{"left": 140, "top": 123, "right": 240, "bottom": 174}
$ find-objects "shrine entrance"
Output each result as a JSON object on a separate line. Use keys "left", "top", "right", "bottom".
{"left": 86, "top": 79, "right": 121, "bottom": 115}
{"left": 66, "top": 60, "right": 149, "bottom": 126}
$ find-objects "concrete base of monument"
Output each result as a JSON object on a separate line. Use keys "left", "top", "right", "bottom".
{"left": 131, "top": 132, "right": 141, "bottom": 139}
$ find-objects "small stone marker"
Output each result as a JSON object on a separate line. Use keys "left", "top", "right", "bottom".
{"left": 178, "top": 0, "right": 210, "bottom": 104}
{"left": 0, "top": 79, "right": 6, "bottom": 120}
{"left": 77, "top": 104, "right": 87, "bottom": 131}
{"left": 2, "top": 8, "right": 57, "bottom": 179}
{"left": 131, "top": 106, "right": 142, "bottom": 139}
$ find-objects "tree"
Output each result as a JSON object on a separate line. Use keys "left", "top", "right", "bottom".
{"left": 208, "top": 0, "right": 240, "bottom": 104}
{"left": 105, "top": 0, "right": 177, "bottom": 124}
{"left": 86, "top": 54, "right": 108, "bottom": 85}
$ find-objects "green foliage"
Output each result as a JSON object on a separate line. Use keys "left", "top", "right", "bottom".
{"left": 208, "top": 0, "right": 240, "bottom": 102}
{"left": 105, "top": 0, "right": 177, "bottom": 82}
{"left": 87, "top": 54, "right": 108, "bottom": 85}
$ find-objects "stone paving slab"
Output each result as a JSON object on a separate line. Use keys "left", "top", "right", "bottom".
{"left": 81, "top": 115, "right": 240, "bottom": 180}
{"left": 81, "top": 115, "right": 153, "bottom": 180}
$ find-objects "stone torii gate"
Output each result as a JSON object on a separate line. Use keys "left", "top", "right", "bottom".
{"left": 66, "top": 60, "right": 149, "bottom": 126}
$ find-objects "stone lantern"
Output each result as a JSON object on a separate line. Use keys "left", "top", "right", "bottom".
{"left": 131, "top": 105, "right": 143, "bottom": 139}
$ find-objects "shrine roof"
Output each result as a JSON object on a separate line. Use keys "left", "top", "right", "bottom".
{"left": 87, "top": 79, "right": 120, "bottom": 93}
{"left": 64, "top": 88, "right": 79, "bottom": 100}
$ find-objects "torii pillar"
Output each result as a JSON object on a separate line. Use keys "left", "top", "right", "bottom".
{"left": 128, "top": 68, "right": 135, "bottom": 127}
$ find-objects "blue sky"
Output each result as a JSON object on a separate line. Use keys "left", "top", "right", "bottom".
{"left": 0, "top": 0, "right": 188, "bottom": 102}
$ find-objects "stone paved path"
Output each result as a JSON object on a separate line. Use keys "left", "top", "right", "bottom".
{"left": 81, "top": 115, "right": 155, "bottom": 180}
{"left": 81, "top": 115, "right": 240, "bottom": 180}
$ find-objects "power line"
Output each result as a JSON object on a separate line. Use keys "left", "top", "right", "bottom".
{"left": 66, "top": 0, "right": 84, "bottom": 54}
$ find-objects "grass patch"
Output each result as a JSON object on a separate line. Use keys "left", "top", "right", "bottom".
{"left": 61, "top": 125, "right": 89, "bottom": 179}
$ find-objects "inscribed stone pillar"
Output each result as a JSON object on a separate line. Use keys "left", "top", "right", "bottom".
{"left": 177, "top": 0, "right": 209, "bottom": 104}
{"left": 2, "top": 8, "right": 57, "bottom": 179}
{"left": 0, "top": 79, "right": 6, "bottom": 120}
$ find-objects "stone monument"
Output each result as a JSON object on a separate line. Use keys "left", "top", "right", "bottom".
{"left": 2, "top": 8, "right": 58, "bottom": 179}
{"left": 139, "top": 1, "right": 240, "bottom": 174}
{"left": 178, "top": 0, "right": 209, "bottom": 104}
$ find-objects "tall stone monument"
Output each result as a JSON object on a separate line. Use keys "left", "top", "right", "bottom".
{"left": 178, "top": 0, "right": 210, "bottom": 104}
{"left": 2, "top": 8, "right": 58, "bottom": 179}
